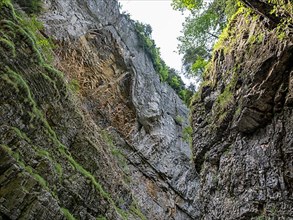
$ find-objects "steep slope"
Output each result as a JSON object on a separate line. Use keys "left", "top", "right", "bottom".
{"left": 0, "top": 2, "right": 145, "bottom": 219}
{"left": 40, "top": 0, "right": 199, "bottom": 219}
{"left": 0, "top": 0, "right": 198, "bottom": 219}
{"left": 191, "top": 0, "right": 293, "bottom": 219}
{"left": 2, "top": 0, "right": 291, "bottom": 219}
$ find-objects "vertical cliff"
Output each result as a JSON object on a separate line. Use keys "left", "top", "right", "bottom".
{"left": 0, "top": 2, "right": 144, "bottom": 219}
{"left": 191, "top": 0, "right": 293, "bottom": 219}
{"left": 41, "top": 0, "right": 199, "bottom": 218}
{"left": 1, "top": 0, "right": 292, "bottom": 219}
{"left": 0, "top": 0, "right": 198, "bottom": 219}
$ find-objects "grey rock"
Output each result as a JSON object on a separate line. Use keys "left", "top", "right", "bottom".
{"left": 190, "top": 2, "right": 293, "bottom": 219}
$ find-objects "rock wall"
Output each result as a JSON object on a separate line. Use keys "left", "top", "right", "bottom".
{"left": 0, "top": 3, "right": 144, "bottom": 219}
{"left": 1, "top": 0, "right": 292, "bottom": 219}
{"left": 0, "top": 0, "right": 198, "bottom": 219}
{"left": 41, "top": 0, "right": 199, "bottom": 219}
{"left": 191, "top": 0, "right": 293, "bottom": 219}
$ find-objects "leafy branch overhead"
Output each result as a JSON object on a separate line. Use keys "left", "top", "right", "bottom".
{"left": 173, "top": 0, "right": 238, "bottom": 78}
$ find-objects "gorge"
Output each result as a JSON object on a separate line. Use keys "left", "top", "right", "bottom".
{"left": 0, "top": 0, "right": 292, "bottom": 219}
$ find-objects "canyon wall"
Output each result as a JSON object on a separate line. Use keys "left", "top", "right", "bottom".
{"left": 0, "top": 0, "right": 197, "bottom": 219}
{"left": 191, "top": 0, "right": 293, "bottom": 219}
{"left": 0, "top": 0, "right": 292, "bottom": 219}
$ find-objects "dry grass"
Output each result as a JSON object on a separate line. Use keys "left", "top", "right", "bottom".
{"left": 55, "top": 34, "right": 136, "bottom": 139}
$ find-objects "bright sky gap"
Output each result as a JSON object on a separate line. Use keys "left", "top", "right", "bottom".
{"left": 118, "top": 0, "right": 195, "bottom": 86}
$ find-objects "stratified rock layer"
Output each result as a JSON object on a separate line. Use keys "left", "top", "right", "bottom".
{"left": 1, "top": 0, "right": 197, "bottom": 219}
{"left": 191, "top": 1, "right": 293, "bottom": 219}
{"left": 0, "top": 3, "right": 142, "bottom": 219}
{"left": 1, "top": 0, "right": 292, "bottom": 219}
{"left": 41, "top": 0, "right": 198, "bottom": 219}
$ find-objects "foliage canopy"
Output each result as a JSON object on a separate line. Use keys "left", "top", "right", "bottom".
{"left": 173, "top": 0, "right": 238, "bottom": 78}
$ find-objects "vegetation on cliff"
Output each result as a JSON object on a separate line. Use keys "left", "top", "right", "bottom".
{"left": 12, "top": 0, "right": 42, "bottom": 14}
{"left": 173, "top": 0, "right": 239, "bottom": 78}
{"left": 187, "top": 0, "right": 293, "bottom": 218}
{"left": 0, "top": 1, "right": 146, "bottom": 219}
{"left": 134, "top": 20, "right": 194, "bottom": 105}
{"left": 174, "top": 0, "right": 292, "bottom": 80}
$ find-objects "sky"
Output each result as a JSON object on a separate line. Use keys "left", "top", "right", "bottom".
{"left": 118, "top": 0, "right": 192, "bottom": 85}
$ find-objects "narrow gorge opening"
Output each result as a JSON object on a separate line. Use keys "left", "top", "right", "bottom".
{"left": 0, "top": 0, "right": 292, "bottom": 220}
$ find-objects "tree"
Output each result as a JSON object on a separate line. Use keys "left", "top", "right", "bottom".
{"left": 172, "top": 0, "right": 204, "bottom": 11}
{"left": 173, "top": 0, "right": 238, "bottom": 78}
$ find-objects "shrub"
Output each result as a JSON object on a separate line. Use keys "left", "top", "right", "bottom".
{"left": 183, "top": 126, "right": 193, "bottom": 142}
{"left": 175, "top": 115, "right": 184, "bottom": 125}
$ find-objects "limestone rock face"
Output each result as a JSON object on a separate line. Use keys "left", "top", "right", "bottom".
{"left": 0, "top": 4, "right": 141, "bottom": 219}
{"left": 1, "top": 0, "right": 292, "bottom": 219}
{"left": 190, "top": 1, "right": 293, "bottom": 219}
{"left": 0, "top": 0, "right": 197, "bottom": 219}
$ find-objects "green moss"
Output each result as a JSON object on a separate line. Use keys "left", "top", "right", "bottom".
{"left": 32, "top": 173, "right": 47, "bottom": 188}
{"left": 0, "top": 21, "right": 15, "bottom": 33}
{"left": 43, "top": 64, "right": 64, "bottom": 78}
{"left": 277, "top": 31, "right": 286, "bottom": 40}
{"left": 217, "top": 72, "right": 238, "bottom": 111}
{"left": 18, "top": 26, "right": 44, "bottom": 63}
{"left": 0, "top": 0, "right": 11, "bottom": 8}
{"left": 55, "top": 163, "right": 63, "bottom": 177}
{"left": 190, "top": 91, "right": 201, "bottom": 105}
{"left": 61, "top": 208, "right": 76, "bottom": 220}
{"left": 2, "top": 144, "right": 50, "bottom": 190}
{"left": 217, "top": 88, "right": 233, "bottom": 109}
{"left": 75, "top": 159, "right": 108, "bottom": 197}
{"left": 175, "top": 115, "right": 184, "bottom": 125}
{"left": 235, "top": 105, "right": 241, "bottom": 117}
{"left": 21, "top": 16, "right": 55, "bottom": 63}
{"left": 212, "top": 5, "right": 255, "bottom": 54}
{"left": 0, "top": 0, "right": 19, "bottom": 20}
{"left": 11, "top": 127, "right": 31, "bottom": 142}
{"left": 22, "top": 165, "right": 49, "bottom": 188}
{"left": 0, "top": 38, "right": 15, "bottom": 57}
{"left": 4, "top": 68, "right": 55, "bottom": 135}
{"left": 0, "top": 19, "right": 44, "bottom": 63}
{"left": 247, "top": 35, "right": 256, "bottom": 45}
{"left": 37, "top": 149, "right": 50, "bottom": 157}
{"left": 34, "top": 147, "right": 63, "bottom": 179}
{"left": 213, "top": 27, "right": 229, "bottom": 51}
{"left": 101, "top": 130, "right": 129, "bottom": 176}
{"left": 183, "top": 126, "right": 193, "bottom": 143}
{"left": 101, "top": 130, "right": 114, "bottom": 147}
{"left": 0, "top": 73, "right": 19, "bottom": 92}
{"left": 209, "top": 72, "right": 239, "bottom": 126}
{"left": 58, "top": 148, "right": 110, "bottom": 199}
{"left": 1, "top": 15, "right": 55, "bottom": 65}
{"left": 257, "top": 33, "right": 264, "bottom": 44}
{"left": 68, "top": 79, "right": 80, "bottom": 93}
{"left": 218, "top": 111, "right": 228, "bottom": 124}
{"left": 130, "top": 202, "right": 147, "bottom": 220}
